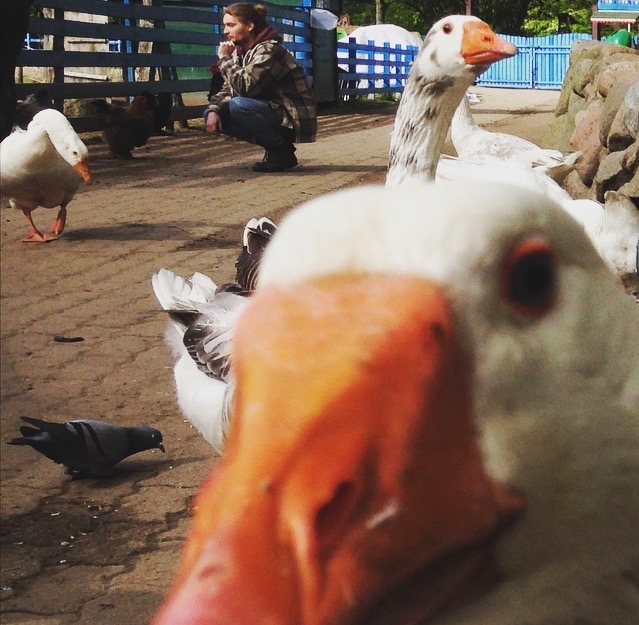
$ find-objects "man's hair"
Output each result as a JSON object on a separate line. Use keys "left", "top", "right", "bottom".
{"left": 223, "top": 3, "right": 268, "bottom": 33}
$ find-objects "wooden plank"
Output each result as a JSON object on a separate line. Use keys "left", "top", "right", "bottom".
{"left": 19, "top": 50, "right": 215, "bottom": 68}
{"left": 15, "top": 79, "right": 210, "bottom": 99}
{"left": 32, "top": 0, "right": 311, "bottom": 27}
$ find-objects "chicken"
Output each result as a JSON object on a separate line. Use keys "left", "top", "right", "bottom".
{"left": 91, "top": 95, "right": 155, "bottom": 159}
{"left": 142, "top": 90, "right": 173, "bottom": 135}
{"left": 13, "top": 87, "right": 54, "bottom": 130}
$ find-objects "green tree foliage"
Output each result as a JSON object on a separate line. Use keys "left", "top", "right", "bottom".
{"left": 341, "top": 0, "right": 594, "bottom": 35}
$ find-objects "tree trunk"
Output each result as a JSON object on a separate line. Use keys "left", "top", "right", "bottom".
{"left": 376, "top": 0, "right": 384, "bottom": 24}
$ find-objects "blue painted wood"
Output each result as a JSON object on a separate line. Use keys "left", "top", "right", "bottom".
{"left": 336, "top": 32, "right": 593, "bottom": 96}
{"left": 597, "top": 1, "right": 639, "bottom": 10}
{"left": 337, "top": 37, "right": 417, "bottom": 96}
{"left": 476, "top": 33, "right": 592, "bottom": 90}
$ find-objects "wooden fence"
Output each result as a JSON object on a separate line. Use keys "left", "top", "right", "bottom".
{"left": 17, "top": 0, "right": 314, "bottom": 131}
{"left": 16, "top": 2, "right": 601, "bottom": 129}
{"left": 337, "top": 39, "right": 417, "bottom": 97}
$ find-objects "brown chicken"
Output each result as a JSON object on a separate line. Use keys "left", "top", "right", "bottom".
{"left": 91, "top": 95, "right": 155, "bottom": 159}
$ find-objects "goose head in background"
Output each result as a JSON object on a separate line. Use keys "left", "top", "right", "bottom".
{"left": 386, "top": 15, "right": 517, "bottom": 187}
{"left": 151, "top": 181, "right": 639, "bottom": 625}
{"left": 0, "top": 107, "right": 91, "bottom": 242}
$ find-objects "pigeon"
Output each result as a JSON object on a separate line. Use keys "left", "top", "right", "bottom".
{"left": 7, "top": 416, "right": 165, "bottom": 478}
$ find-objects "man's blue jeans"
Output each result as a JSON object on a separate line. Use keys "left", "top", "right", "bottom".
{"left": 217, "top": 97, "right": 285, "bottom": 148}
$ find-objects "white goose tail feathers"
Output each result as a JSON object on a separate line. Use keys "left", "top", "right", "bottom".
{"left": 151, "top": 267, "right": 247, "bottom": 455}
{"left": 533, "top": 149, "right": 582, "bottom": 185}
{"left": 151, "top": 268, "right": 218, "bottom": 339}
{"left": 235, "top": 216, "right": 278, "bottom": 292}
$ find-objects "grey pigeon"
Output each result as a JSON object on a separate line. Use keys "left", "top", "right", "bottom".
{"left": 7, "top": 416, "right": 165, "bottom": 478}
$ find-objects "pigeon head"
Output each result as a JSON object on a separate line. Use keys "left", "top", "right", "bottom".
{"left": 128, "top": 425, "right": 165, "bottom": 453}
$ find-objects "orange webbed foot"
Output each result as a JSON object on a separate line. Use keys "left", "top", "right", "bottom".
{"left": 22, "top": 232, "right": 57, "bottom": 243}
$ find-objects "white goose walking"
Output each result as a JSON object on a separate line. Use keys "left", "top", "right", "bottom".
{"left": 0, "top": 108, "right": 91, "bottom": 242}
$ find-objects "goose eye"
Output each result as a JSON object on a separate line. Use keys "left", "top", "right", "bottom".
{"left": 500, "top": 239, "right": 556, "bottom": 317}
{"left": 442, "top": 22, "right": 453, "bottom": 34}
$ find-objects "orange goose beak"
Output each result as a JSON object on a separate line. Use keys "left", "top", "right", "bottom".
{"left": 152, "top": 275, "right": 524, "bottom": 625}
{"left": 461, "top": 22, "right": 518, "bottom": 65}
{"left": 74, "top": 158, "right": 92, "bottom": 184}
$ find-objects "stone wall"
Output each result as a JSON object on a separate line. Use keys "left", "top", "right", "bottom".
{"left": 545, "top": 40, "right": 639, "bottom": 202}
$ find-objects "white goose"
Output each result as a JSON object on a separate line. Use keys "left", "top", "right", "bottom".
{"left": 0, "top": 108, "right": 91, "bottom": 242}
{"left": 450, "top": 93, "right": 581, "bottom": 184}
{"left": 384, "top": 17, "right": 636, "bottom": 286}
{"left": 386, "top": 15, "right": 517, "bottom": 187}
{"left": 152, "top": 181, "right": 639, "bottom": 625}
{"left": 151, "top": 217, "right": 276, "bottom": 454}
{"left": 151, "top": 268, "right": 246, "bottom": 455}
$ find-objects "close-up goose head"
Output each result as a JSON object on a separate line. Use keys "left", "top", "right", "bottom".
{"left": 151, "top": 181, "right": 639, "bottom": 625}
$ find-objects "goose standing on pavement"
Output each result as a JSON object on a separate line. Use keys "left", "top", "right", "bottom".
{"left": 152, "top": 181, "right": 639, "bottom": 625}
{"left": 0, "top": 108, "right": 91, "bottom": 242}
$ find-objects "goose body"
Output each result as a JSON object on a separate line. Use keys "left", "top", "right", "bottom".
{"left": 152, "top": 181, "right": 639, "bottom": 625}
{"left": 151, "top": 268, "right": 246, "bottom": 454}
{"left": 0, "top": 108, "right": 91, "bottom": 242}
{"left": 450, "top": 94, "right": 580, "bottom": 183}
{"left": 151, "top": 217, "right": 276, "bottom": 452}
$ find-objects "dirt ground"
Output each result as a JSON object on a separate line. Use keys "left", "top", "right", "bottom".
{"left": 0, "top": 87, "right": 559, "bottom": 625}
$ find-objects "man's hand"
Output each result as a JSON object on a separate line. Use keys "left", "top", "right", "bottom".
{"left": 218, "top": 42, "right": 235, "bottom": 58}
{"left": 206, "top": 111, "right": 223, "bottom": 135}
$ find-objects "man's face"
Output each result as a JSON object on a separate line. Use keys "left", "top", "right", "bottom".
{"left": 223, "top": 14, "right": 254, "bottom": 46}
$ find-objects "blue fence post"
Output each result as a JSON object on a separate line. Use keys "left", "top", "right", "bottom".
{"left": 367, "top": 39, "right": 374, "bottom": 90}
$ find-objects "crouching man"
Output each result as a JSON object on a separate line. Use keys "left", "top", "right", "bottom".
{"left": 205, "top": 3, "right": 317, "bottom": 172}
